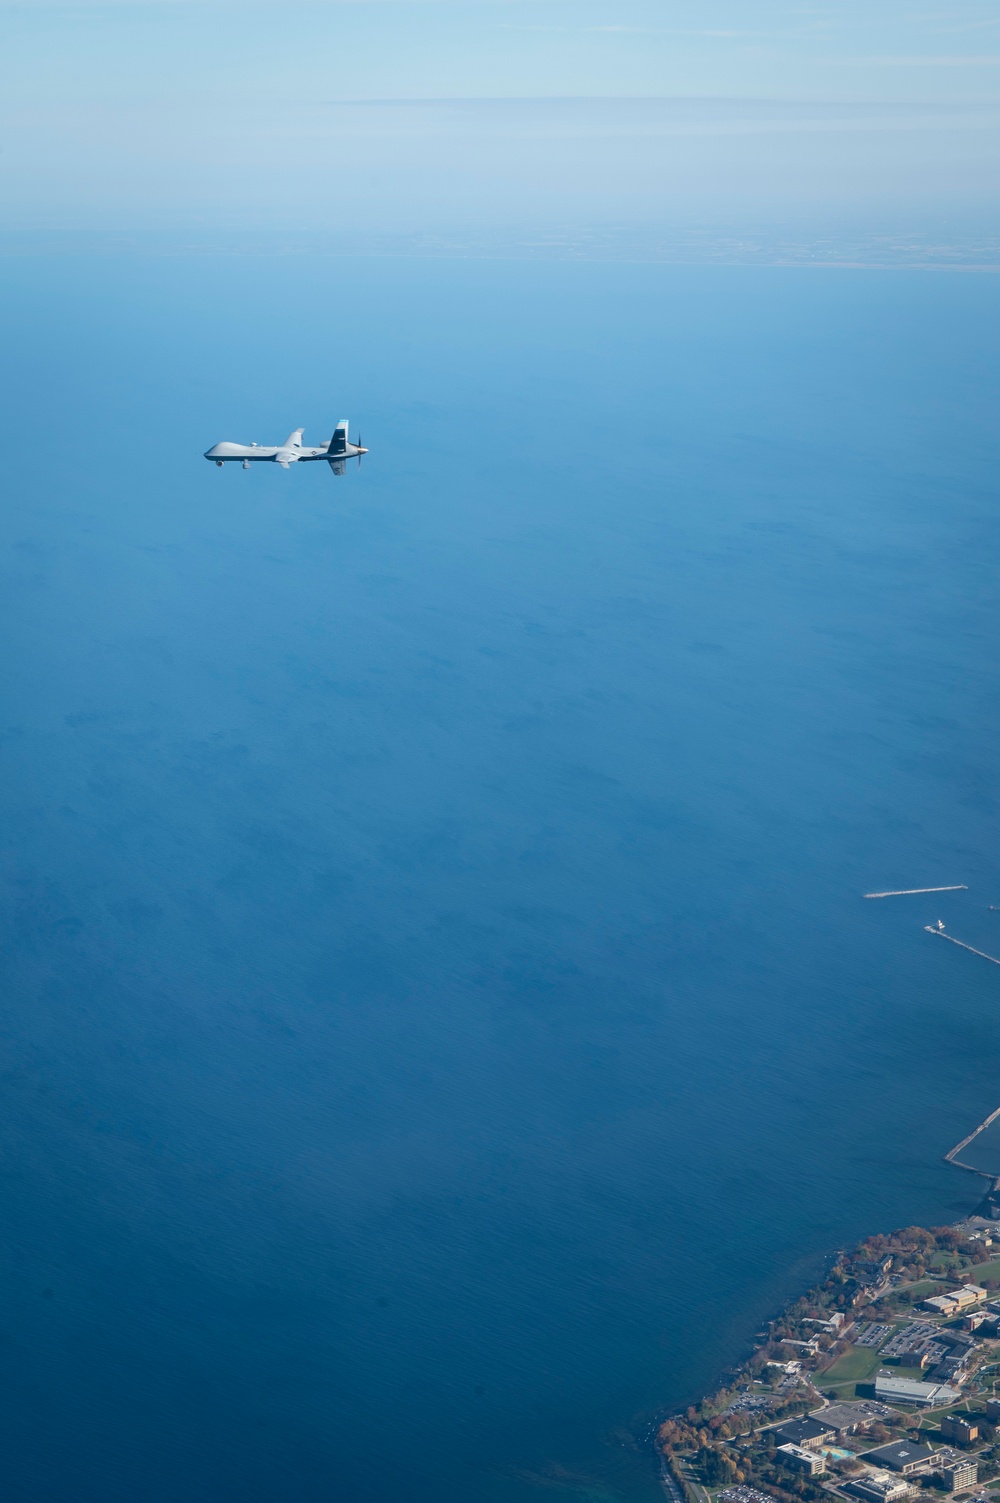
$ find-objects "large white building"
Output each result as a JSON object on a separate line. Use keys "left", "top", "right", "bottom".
{"left": 848, "top": 1472, "right": 914, "bottom": 1503}
{"left": 923, "top": 1285, "right": 988, "bottom": 1317}
{"left": 874, "top": 1373, "right": 962, "bottom": 1407}
{"left": 777, "top": 1444, "right": 825, "bottom": 1477}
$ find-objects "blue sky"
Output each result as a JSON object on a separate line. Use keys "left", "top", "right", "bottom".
{"left": 3, "top": 1, "right": 1000, "bottom": 242}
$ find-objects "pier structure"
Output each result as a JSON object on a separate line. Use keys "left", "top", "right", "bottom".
{"left": 864, "top": 885, "right": 968, "bottom": 899}
{"left": 945, "top": 1104, "right": 1000, "bottom": 1176}
{"left": 923, "top": 925, "right": 1000, "bottom": 968}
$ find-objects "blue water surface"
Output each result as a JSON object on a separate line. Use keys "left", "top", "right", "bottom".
{"left": 1, "top": 255, "right": 999, "bottom": 1503}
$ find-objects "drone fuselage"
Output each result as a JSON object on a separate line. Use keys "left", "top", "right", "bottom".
{"left": 204, "top": 422, "right": 367, "bottom": 472}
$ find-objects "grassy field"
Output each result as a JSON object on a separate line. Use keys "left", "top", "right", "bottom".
{"left": 897, "top": 1280, "right": 939, "bottom": 1300}
{"left": 820, "top": 1344, "right": 885, "bottom": 1393}
{"left": 966, "top": 1258, "right": 1000, "bottom": 1284}
{"left": 923, "top": 1254, "right": 1000, "bottom": 1283}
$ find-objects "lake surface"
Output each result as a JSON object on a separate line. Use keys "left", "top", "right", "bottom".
{"left": 1, "top": 255, "right": 999, "bottom": 1503}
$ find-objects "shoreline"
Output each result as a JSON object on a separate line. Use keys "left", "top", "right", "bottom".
{"left": 652, "top": 1158, "right": 1000, "bottom": 1503}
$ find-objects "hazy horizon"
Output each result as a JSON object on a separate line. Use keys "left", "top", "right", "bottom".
{"left": 4, "top": 1, "right": 1000, "bottom": 260}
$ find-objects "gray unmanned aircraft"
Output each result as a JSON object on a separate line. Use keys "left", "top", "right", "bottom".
{"left": 204, "top": 419, "right": 368, "bottom": 476}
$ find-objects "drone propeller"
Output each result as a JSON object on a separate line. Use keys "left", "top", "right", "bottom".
{"left": 357, "top": 433, "right": 363, "bottom": 470}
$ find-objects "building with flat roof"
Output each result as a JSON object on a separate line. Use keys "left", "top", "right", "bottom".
{"left": 847, "top": 1473, "right": 915, "bottom": 1503}
{"left": 811, "top": 1402, "right": 897, "bottom": 1435}
{"left": 941, "top": 1416, "right": 979, "bottom": 1444}
{"left": 861, "top": 1441, "right": 936, "bottom": 1476}
{"left": 875, "top": 1373, "right": 963, "bottom": 1408}
{"left": 924, "top": 1286, "right": 988, "bottom": 1316}
{"left": 931, "top": 1350, "right": 972, "bottom": 1385}
{"left": 773, "top": 1416, "right": 835, "bottom": 1448}
{"left": 777, "top": 1443, "right": 825, "bottom": 1476}
{"left": 938, "top": 1330, "right": 976, "bottom": 1352}
{"left": 924, "top": 1295, "right": 961, "bottom": 1316}
{"left": 940, "top": 1459, "right": 978, "bottom": 1493}
{"left": 805, "top": 1312, "right": 845, "bottom": 1333}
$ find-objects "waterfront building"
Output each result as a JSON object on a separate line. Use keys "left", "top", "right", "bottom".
{"left": 846, "top": 1473, "right": 915, "bottom": 1503}
{"left": 805, "top": 1313, "right": 845, "bottom": 1334}
{"left": 874, "top": 1373, "right": 963, "bottom": 1407}
{"left": 853, "top": 1256, "right": 894, "bottom": 1283}
{"left": 777, "top": 1443, "right": 825, "bottom": 1476}
{"left": 861, "top": 1441, "right": 936, "bottom": 1476}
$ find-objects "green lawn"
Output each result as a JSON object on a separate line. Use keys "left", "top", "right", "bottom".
{"left": 896, "top": 1280, "right": 940, "bottom": 1300}
{"left": 965, "top": 1257, "right": 1000, "bottom": 1284}
{"left": 918, "top": 1255, "right": 1000, "bottom": 1285}
{"left": 888, "top": 1264, "right": 999, "bottom": 1314}
{"left": 821, "top": 1344, "right": 885, "bottom": 1392}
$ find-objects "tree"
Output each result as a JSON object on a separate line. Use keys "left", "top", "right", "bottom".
{"left": 699, "top": 1447, "right": 739, "bottom": 1486}
{"left": 932, "top": 1228, "right": 967, "bottom": 1252}
{"left": 899, "top": 1228, "right": 936, "bottom": 1252}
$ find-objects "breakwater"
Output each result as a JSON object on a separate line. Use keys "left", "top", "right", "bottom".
{"left": 864, "top": 886, "right": 968, "bottom": 899}
{"left": 945, "top": 1102, "right": 1000, "bottom": 1178}
{"left": 923, "top": 925, "right": 1000, "bottom": 967}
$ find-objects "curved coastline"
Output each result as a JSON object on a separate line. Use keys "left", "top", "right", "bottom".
{"left": 651, "top": 1165, "right": 1000, "bottom": 1503}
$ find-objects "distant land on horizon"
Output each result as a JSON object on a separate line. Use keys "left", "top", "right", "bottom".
{"left": 4, "top": 224, "right": 1000, "bottom": 269}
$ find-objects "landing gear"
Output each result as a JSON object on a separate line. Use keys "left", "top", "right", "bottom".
{"left": 215, "top": 460, "right": 224, "bottom": 467}
{"left": 242, "top": 461, "right": 250, "bottom": 470}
